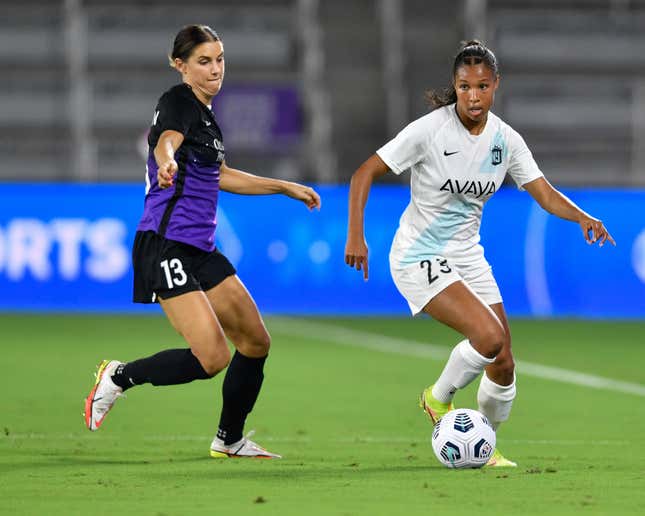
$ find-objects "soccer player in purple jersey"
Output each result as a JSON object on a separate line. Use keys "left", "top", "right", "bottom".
{"left": 84, "top": 25, "right": 320, "bottom": 459}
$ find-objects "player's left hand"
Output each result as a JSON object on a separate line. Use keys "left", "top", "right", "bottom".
{"left": 285, "top": 183, "right": 321, "bottom": 211}
{"left": 578, "top": 215, "right": 616, "bottom": 247}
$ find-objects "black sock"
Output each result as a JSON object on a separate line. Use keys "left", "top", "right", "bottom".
{"left": 111, "top": 348, "right": 212, "bottom": 390}
{"left": 217, "top": 351, "right": 267, "bottom": 445}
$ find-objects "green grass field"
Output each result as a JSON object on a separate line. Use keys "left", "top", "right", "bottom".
{"left": 1, "top": 315, "right": 644, "bottom": 515}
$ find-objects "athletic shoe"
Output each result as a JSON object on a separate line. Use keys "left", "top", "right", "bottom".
{"left": 485, "top": 448, "right": 517, "bottom": 467}
{"left": 84, "top": 360, "right": 124, "bottom": 431}
{"left": 419, "top": 384, "right": 454, "bottom": 425}
{"left": 210, "top": 431, "right": 281, "bottom": 459}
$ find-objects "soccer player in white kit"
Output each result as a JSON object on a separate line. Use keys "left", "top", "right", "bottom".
{"left": 344, "top": 40, "right": 615, "bottom": 467}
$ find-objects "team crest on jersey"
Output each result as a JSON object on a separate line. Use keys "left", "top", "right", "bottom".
{"left": 491, "top": 145, "right": 503, "bottom": 165}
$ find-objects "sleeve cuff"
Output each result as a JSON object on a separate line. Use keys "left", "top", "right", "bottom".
{"left": 376, "top": 149, "right": 403, "bottom": 175}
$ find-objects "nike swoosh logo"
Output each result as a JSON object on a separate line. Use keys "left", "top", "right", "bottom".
{"left": 443, "top": 150, "right": 459, "bottom": 156}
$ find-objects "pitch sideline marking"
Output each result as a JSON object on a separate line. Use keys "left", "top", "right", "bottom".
{"left": 269, "top": 317, "right": 645, "bottom": 398}
{"left": 0, "top": 433, "right": 631, "bottom": 446}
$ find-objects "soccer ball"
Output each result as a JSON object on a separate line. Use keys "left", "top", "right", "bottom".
{"left": 431, "top": 408, "right": 496, "bottom": 469}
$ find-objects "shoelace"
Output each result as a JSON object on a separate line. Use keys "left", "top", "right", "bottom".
{"left": 231, "top": 431, "right": 268, "bottom": 454}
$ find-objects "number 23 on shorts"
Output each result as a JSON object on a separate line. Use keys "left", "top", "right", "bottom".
{"left": 420, "top": 256, "right": 453, "bottom": 286}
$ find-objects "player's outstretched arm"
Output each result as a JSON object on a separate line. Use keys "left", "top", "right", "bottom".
{"left": 219, "top": 162, "right": 321, "bottom": 210}
{"left": 523, "top": 177, "right": 616, "bottom": 247}
{"left": 155, "top": 130, "right": 185, "bottom": 189}
{"left": 345, "top": 154, "right": 390, "bottom": 281}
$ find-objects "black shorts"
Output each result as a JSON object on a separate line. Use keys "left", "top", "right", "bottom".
{"left": 132, "top": 230, "right": 236, "bottom": 304}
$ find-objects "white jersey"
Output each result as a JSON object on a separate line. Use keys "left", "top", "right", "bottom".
{"left": 377, "top": 104, "right": 543, "bottom": 269}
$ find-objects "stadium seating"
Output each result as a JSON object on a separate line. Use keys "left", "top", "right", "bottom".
{"left": 1, "top": 0, "right": 644, "bottom": 185}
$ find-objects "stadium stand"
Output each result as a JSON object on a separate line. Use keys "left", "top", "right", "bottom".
{"left": 1, "top": 0, "right": 644, "bottom": 185}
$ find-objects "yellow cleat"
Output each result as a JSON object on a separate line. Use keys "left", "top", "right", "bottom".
{"left": 419, "top": 385, "right": 454, "bottom": 425}
{"left": 485, "top": 448, "right": 517, "bottom": 467}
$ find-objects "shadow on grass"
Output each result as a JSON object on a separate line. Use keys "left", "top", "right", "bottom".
{"left": 1, "top": 454, "right": 211, "bottom": 475}
{"left": 2, "top": 454, "right": 447, "bottom": 480}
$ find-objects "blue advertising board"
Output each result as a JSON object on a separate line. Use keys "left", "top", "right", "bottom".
{"left": 0, "top": 184, "right": 643, "bottom": 317}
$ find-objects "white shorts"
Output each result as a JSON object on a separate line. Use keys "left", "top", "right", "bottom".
{"left": 390, "top": 254, "right": 503, "bottom": 315}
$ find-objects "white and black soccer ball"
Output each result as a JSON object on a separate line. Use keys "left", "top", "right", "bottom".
{"left": 431, "top": 408, "right": 496, "bottom": 469}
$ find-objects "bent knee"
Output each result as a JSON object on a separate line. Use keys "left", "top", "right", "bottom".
{"left": 195, "top": 346, "right": 231, "bottom": 377}
{"left": 473, "top": 326, "right": 506, "bottom": 359}
{"left": 256, "top": 331, "right": 271, "bottom": 354}
{"left": 234, "top": 330, "right": 271, "bottom": 358}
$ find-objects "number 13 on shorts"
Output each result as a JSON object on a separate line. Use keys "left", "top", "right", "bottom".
{"left": 160, "top": 258, "right": 188, "bottom": 288}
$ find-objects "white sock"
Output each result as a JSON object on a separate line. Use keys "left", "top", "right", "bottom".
{"left": 432, "top": 340, "right": 495, "bottom": 403}
{"left": 477, "top": 372, "right": 516, "bottom": 430}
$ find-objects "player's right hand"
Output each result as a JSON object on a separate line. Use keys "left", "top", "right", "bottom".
{"left": 578, "top": 214, "right": 616, "bottom": 247}
{"left": 157, "top": 159, "right": 178, "bottom": 189}
{"left": 345, "top": 236, "right": 369, "bottom": 281}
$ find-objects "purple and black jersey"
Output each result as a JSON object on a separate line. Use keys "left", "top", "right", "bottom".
{"left": 137, "top": 83, "right": 225, "bottom": 252}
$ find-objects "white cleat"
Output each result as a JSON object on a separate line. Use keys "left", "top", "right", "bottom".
{"left": 210, "top": 431, "right": 281, "bottom": 459}
{"left": 84, "top": 360, "right": 124, "bottom": 431}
